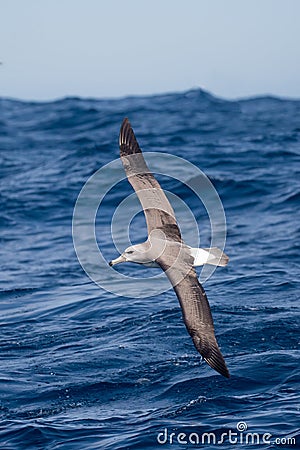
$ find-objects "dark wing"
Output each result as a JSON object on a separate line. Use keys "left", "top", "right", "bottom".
{"left": 158, "top": 250, "right": 230, "bottom": 378}
{"left": 119, "top": 118, "right": 182, "bottom": 242}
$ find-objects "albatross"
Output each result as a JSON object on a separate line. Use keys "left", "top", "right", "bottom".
{"left": 109, "top": 118, "right": 230, "bottom": 378}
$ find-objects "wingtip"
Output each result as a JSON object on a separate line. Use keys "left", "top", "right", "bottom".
{"left": 119, "top": 117, "right": 141, "bottom": 156}
{"left": 119, "top": 117, "right": 130, "bottom": 145}
{"left": 121, "top": 117, "right": 130, "bottom": 128}
{"left": 204, "top": 353, "right": 230, "bottom": 379}
{"left": 192, "top": 333, "right": 230, "bottom": 378}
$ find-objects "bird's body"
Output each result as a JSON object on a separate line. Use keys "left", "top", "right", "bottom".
{"left": 110, "top": 241, "right": 229, "bottom": 268}
{"left": 109, "top": 118, "right": 230, "bottom": 378}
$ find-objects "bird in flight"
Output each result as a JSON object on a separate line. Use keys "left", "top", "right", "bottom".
{"left": 109, "top": 118, "right": 230, "bottom": 378}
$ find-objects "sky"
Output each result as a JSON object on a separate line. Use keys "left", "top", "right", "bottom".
{"left": 1, "top": 0, "right": 300, "bottom": 100}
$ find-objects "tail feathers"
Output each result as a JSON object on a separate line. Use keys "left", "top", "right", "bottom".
{"left": 203, "top": 247, "right": 229, "bottom": 267}
{"left": 191, "top": 247, "right": 229, "bottom": 267}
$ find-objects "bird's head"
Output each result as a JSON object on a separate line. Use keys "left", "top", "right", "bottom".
{"left": 109, "top": 244, "right": 151, "bottom": 266}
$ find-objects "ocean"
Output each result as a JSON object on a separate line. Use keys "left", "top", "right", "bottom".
{"left": 0, "top": 89, "right": 299, "bottom": 449}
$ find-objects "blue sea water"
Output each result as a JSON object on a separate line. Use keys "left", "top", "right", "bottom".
{"left": 0, "top": 89, "right": 299, "bottom": 449}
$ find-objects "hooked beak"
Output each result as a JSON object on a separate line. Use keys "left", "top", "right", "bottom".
{"left": 109, "top": 254, "right": 126, "bottom": 266}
